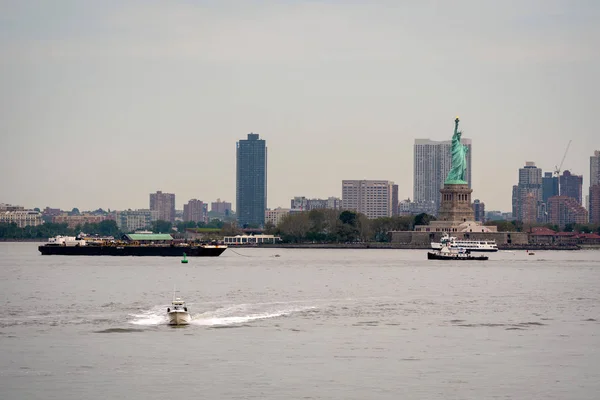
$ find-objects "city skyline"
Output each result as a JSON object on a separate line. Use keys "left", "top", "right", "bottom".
{"left": 2, "top": 1, "right": 598, "bottom": 212}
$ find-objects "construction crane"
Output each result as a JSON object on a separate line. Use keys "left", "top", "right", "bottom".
{"left": 554, "top": 140, "right": 572, "bottom": 176}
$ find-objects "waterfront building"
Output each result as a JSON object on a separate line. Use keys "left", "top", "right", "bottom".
{"left": 265, "top": 207, "right": 290, "bottom": 226}
{"left": 0, "top": 210, "right": 43, "bottom": 228}
{"left": 223, "top": 234, "right": 281, "bottom": 245}
{"left": 342, "top": 180, "right": 396, "bottom": 219}
{"left": 115, "top": 209, "right": 159, "bottom": 232}
{"left": 559, "top": 170, "right": 583, "bottom": 205}
{"left": 236, "top": 133, "right": 267, "bottom": 228}
{"left": 149, "top": 191, "right": 175, "bottom": 222}
{"left": 547, "top": 196, "right": 588, "bottom": 228}
{"left": 414, "top": 138, "right": 472, "bottom": 214}
{"left": 0, "top": 203, "right": 25, "bottom": 212}
{"left": 183, "top": 199, "right": 206, "bottom": 223}
{"left": 52, "top": 214, "right": 107, "bottom": 229}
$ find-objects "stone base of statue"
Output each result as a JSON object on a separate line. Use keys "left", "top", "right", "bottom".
{"left": 413, "top": 183, "right": 496, "bottom": 233}
{"left": 438, "top": 183, "right": 475, "bottom": 223}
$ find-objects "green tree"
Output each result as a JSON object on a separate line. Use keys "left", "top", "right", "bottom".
{"left": 176, "top": 221, "right": 198, "bottom": 233}
{"left": 339, "top": 210, "right": 358, "bottom": 226}
{"left": 485, "top": 220, "right": 517, "bottom": 232}
{"left": 220, "top": 222, "right": 242, "bottom": 236}
{"left": 414, "top": 213, "right": 436, "bottom": 227}
{"left": 563, "top": 223, "right": 574, "bottom": 232}
{"left": 97, "top": 220, "right": 120, "bottom": 236}
{"left": 152, "top": 220, "right": 172, "bottom": 233}
{"left": 278, "top": 212, "right": 311, "bottom": 243}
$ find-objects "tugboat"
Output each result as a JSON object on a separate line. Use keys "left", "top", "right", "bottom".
{"left": 427, "top": 245, "right": 488, "bottom": 261}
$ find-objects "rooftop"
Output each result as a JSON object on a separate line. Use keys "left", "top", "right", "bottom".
{"left": 124, "top": 233, "right": 173, "bottom": 241}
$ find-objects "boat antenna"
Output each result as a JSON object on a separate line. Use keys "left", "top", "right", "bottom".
{"left": 172, "top": 284, "right": 176, "bottom": 302}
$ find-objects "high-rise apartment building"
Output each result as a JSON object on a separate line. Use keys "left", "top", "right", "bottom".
{"left": 511, "top": 185, "right": 518, "bottom": 218}
{"left": 236, "top": 133, "right": 267, "bottom": 227}
{"left": 211, "top": 199, "right": 232, "bottom": 215}
{"left": 547, "top": 196, "right": 588, "bottom": 228}
{"left": 589, "top": 150, "right": 600, "bottom": 223}
{"left": 472, "top": 199, "right": 485, "bottom": 222}
{"left": 149, "top": 191, "right": 175, "bottom": 222}
{"left": 542, "top": 172, "right": 559, "bottom": 204}
{"left": 183, "top": 199, "right": 205, "bottom": 223}
{"left": 589, "top": 185, "right": 600, "bottom": 224}
{"left": 591, "top": 150, "right": 600, "bottom": 186}
{"left": 559, "top": 170, "right": 583, "bottom": 205}
{"left": 414, "top": 138, "right": 472, "bottom": 214}
{"left": 342, "top": 180, "right": 396, "bottom": 219}
{"left": 514, "top": 162, "right": 542, "bottom": 223}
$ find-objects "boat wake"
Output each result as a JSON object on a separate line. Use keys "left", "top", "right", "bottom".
{"left": 129, "top": 303, "right": 315, "bottom": 327}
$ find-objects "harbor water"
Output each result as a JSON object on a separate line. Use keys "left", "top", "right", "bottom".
{"left": 1, "top": 243, "right": 599, "bottom": 399}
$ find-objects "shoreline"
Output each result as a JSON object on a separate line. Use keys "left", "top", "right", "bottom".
{"left": 233, "top": 243, "right": 587, "bottom": 251}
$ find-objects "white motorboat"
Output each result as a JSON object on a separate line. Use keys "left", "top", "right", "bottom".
{"left": 431, "top": 233, "right": 498, "bottom": 252}
{"left": 167, "top": 298, "right": 191, "bottom": 325}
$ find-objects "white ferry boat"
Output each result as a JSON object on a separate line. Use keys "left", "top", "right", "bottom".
{"left": 431, "top": 233, "right": 498, "bottom": 252}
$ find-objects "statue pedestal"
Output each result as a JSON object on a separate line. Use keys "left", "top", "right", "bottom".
{"left": 438, "top": 184, "right": 475, "bottom": 223}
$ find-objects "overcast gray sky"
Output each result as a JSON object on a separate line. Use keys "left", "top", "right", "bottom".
{"left": 1, "top": 0, "right": 598, "bottom": 212}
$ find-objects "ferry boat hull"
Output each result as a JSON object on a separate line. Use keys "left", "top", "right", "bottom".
{"left": 38, "top": 245, "right": 227, "bottom": 257}
{"left": 427, "top": 251, "right": 488, "bottom": 261}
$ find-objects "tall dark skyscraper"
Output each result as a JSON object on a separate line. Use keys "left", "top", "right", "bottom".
{"left": 542, "top": 172, "right": 559, "bottom": 204}
{"left": 236, "top": 133, "right": 267, "bottom": 227}
{"left": 559, "top": 170, "right": 583, "bottom": 205}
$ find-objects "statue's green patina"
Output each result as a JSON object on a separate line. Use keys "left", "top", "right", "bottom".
{"left": 445, "top": 116, "right": 469, "bottom": 185}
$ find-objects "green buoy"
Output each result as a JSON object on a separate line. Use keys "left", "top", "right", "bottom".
{"left": 181, "top": 253, "right": 188, "bottom": 263}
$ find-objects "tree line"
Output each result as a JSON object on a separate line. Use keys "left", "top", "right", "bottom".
{"left": 264, "top": 210, "right": 435, "bottom": 243}
{"left": 0, "top": 219, "right": 229, "bottom": 240}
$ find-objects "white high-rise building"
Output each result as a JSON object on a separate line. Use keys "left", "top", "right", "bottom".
{"left": 413, "top": 138, "right": 472, "bottom": 214}
{"left": 341, "top": 180, "right": 397, "bottom": 219}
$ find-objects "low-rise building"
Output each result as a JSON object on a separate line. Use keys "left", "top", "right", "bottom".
{"left": 0, "top": 210, "right": 44, "bottom": 227}
{"left": 223, "top": 234, "right": 281, "bottom": 245}
{"left": 52, "top": 214, "right": 107, "bottom": 229}
{"left": 265, "top": 208, "right": 290, "bottom": 226}
{"left": 115, "top": 209, "right": 159, "bottom": 232}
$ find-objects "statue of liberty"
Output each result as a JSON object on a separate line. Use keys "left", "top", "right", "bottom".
{"left": 445, "top": 116, "right": 469, "bottom": 184}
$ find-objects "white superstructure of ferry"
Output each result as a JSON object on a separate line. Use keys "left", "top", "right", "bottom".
{"left": 431, "top": 233, "right": 498, "bottom": 252}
